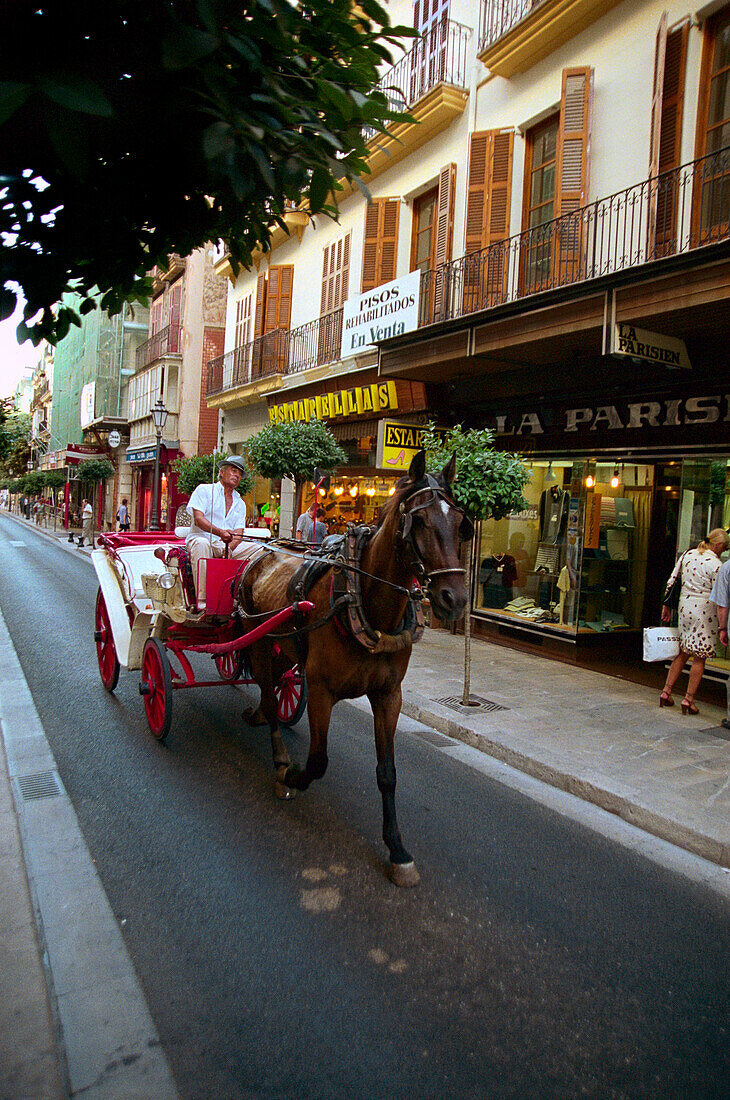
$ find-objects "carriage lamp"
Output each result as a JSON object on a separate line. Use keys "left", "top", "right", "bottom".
{"left": 149, "top": 398, "right": 168, "bottom": 531}
{"left": 158, "top": 572, "right": 176, "bottom": 590}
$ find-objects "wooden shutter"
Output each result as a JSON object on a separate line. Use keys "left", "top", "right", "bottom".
{"left": 319, "top": 234, "right": 349, "bottom": 365}
{"left": 555, "top": 67, "right": 593, "bottom": 280}
{"left": 649, "top": 19, "right": 688, "bottom": 257}
{"left": 361, "top": 199, "right": 400, "bottom": 291}
{"left": 463, "top": 131, "right": 513, "bottom": 311}
{"left": 260, "top": 264, "right": 293, "bottom": 375}
{"left": 253, "top": 273, "right": 267, "bottom": 337}
{"left": 433, "top": 163, "right": 456, "bottom": 320}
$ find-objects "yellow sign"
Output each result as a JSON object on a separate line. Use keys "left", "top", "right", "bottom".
{"left": 269, "top": 381, "right": 398, "bottom": 424}
{"left": 376, "top": 420, "right": 441, "bottom": 473}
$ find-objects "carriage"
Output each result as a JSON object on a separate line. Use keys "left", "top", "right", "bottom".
{"left": 91, "top": 452, "right": 470, "bottom": 885}
{"left": 91, "top": 528, "right": 310, "bottom": 741}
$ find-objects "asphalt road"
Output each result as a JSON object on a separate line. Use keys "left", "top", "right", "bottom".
{"left": 1, "top": 514, "right": 728, "bottom": 1099}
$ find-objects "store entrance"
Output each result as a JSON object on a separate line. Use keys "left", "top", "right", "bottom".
{"left": 643, "top": 464, "right": 680, "bottom": 626}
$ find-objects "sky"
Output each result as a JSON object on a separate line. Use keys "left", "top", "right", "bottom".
{"left": 0, "top": 288, "right": 41, "bottom": 400}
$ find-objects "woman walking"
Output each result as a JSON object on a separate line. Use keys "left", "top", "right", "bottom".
{"left": 660, "top": 528, "right": 730, "bottom": 714}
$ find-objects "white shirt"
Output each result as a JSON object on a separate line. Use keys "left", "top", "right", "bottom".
{"left": 186, "top": 481, "right": 246, "bottom": 546}
{"left": 82, "top": 502, "right": 92, "bottom": 520}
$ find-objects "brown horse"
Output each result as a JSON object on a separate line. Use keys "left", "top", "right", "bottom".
{"left": 238, "top": 450, "right": 470, "bottom": 885}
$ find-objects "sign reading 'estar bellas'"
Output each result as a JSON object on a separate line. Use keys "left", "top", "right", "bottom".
{"left": 341, "top": 270, "right": 421, "bottom": 358}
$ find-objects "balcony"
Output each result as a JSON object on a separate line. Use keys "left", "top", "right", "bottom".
{"left": 413, "top": 146, "right": 730, "bottom": 326}
{"left": 344, "top": 19, "right": 470, "bottom": 192}
{"left": 135, "top": 323, "right": 182, "bottom": 371}
{"left": 478, "top": 0, "right": 624, "bottom": 78}
{"left": 206, "top": 310, "right": 346, "bottom": 403}
{"left": 151, "top": 254, "right": 186, "bottom": 294}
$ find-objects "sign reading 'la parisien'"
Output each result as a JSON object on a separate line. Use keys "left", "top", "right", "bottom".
{"left": 341, "top": 270, "right": 421, "bottom": 359}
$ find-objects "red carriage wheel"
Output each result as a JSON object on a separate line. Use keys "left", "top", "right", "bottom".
{"left": 214, "top": 650, "right": 244, "bottom": 682}
{"left": 140, "top": 638, "right": 173, "bottom": 741}
{"left": 94, "top": 588, "right": 120, "bottom": 692}
{"left": 275, "top": 663, "right": 308, "bottom": 728}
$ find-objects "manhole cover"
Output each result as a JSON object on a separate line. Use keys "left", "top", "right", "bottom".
{"left": 17, "top": 770, "right": 61, "bottom": 802}
{"left": 435, "top": 695, "right": 507, "bottom": 714}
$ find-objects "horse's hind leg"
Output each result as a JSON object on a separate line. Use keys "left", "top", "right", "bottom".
{"left": 370, "top": 686, "right": 420, "bottom": 887}
{"left": 247, "top": 643, "right": 295, "bottom": 800}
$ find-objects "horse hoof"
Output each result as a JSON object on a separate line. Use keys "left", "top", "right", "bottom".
{"left": 275, "top": 780, "right": 296, "bottom": 800}
{"left": 388, "top": 861, "right": 420, "bottom": 888}
{"left": 242, "top": 706, "right": 268, "bottom": 727}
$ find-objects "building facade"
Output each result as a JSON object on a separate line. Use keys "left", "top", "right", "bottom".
{"left": 207, "top": 0, "right": 730, "bottom": 674}
{"left": 126, "top": 247, "right": 226, "bottom": 530}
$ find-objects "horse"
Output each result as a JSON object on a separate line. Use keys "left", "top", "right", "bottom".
{"left": 237, "top": 449, "right": 471, "bottom": 885}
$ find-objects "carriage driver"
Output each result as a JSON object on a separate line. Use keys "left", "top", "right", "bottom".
{"left": 186, "top": 456, "right": 249, "bottom": 604}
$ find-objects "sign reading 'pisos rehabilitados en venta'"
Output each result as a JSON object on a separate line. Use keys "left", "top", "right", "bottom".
{"left": 269, "top": 380, "right": 398, "bottom": 423}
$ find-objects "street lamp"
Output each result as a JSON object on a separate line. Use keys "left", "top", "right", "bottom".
{"left": 149, "top": 398, "right": 168, "bottom": 531}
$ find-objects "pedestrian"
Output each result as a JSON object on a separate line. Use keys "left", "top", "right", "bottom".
{"left": 185, "top": 456, "right": 250, "bottom": 605}
{"left": 116, "top": 497, "right": 130, "bottom": 532}
{"left": 659, "top": 528, "right": 730, "bottom": 714}
{"left": 78, "top": 498, "right": 93, "bottom": 548}
{"left": 710, "top": 543, "right": 730, "bottom": 730}
{"left": 295, "top": 502, "right": 326, "bottom": 545}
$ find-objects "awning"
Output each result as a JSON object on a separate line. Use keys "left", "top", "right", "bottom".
{"left": 330, "top": 419, "right": 380, "bottom": 441}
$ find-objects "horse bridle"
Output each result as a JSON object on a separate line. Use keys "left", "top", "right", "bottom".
{"left": 398, "top": 474, "right": 473, "bottom": 583}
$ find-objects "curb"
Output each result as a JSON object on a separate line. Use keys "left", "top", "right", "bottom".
{"left": 401, "top": 693, "right": 730, "bottom": 868}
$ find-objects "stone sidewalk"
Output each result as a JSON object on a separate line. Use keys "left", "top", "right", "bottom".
{"left": 402, "top": 628, "right": 730, "bottom": 867}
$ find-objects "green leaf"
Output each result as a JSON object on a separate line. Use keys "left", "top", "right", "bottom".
{"left": 162, "top": 27, "right": 218, "bottom": 70}
{"left": 308, "top": 167, "right": 330, "bottom": 214}
{"left": 0, "top": 287, "right": 16, "bottom": 323}
{"left": 0, "top": 83, "right": 31, "bottom": 125}
{"left": 41, "top": 75, "right": 113, "bottom": 117}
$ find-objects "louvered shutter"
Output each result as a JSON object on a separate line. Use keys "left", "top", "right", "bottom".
{"left": 319, "top": 234, "right": 350, "bottom": 365}
{"left": 260, "top": 264, "right": 293, "bottom": 375}
{"left": 463, "top": 131, "right": 513, "bottom": 311}
{"left": 168, "top": 282, "right": 182, "bottom": 353}
{"left": 433, "top": 163, "right": 456, "bottom": 320}
{"left": 361, "top": 200, "right": 400, "bottom": 291}
{"left": 555, "top": 67, "right": 593, "bottom": 280}
{"left": 253, "top": 273, "right": 267, "bottom": 337}
{"left": 651, "top": 20, "right": 688, "bottom": 257}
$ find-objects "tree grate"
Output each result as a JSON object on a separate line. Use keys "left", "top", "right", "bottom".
{"left": 17, "top": 770, "right": 61, "bottom": 802}
{"left": 435, "top": 695, "right": 508, "bottom": 714}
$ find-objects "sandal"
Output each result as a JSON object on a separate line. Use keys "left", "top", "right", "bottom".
{"left": 681, "top": 696, "right": 699, "bottom": 716}
{"left": 659, "top": 690, "right": 674, "bottom": 708}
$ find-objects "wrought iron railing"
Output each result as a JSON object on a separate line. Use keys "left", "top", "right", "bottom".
{"left": 207, "top": 311, "right": 345, "bottom": 396}
{"left": 363, "top": 19, "right": 471, "bottom": 140}
{"left": 135, "top": 324, "right": 182, "bottom": 371}
{"left": 416, "top": 146, "right": 730, "bottom": 326}
{"left": 479, "top": 0, "right": 539, "bottom": 52}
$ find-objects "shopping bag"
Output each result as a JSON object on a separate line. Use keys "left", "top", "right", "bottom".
{"left": 642, "top": 626, "right": 680, "bottom": 662}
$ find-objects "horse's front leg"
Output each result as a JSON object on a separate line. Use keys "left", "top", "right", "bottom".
{"left": 246, "top": 642, "right": 295, "bottom": 800}
{"left": 370, "top": 686, "right": 420, "bottom": 887}
{"left": 284, "top": 681, "right": 333, "bottom": 791}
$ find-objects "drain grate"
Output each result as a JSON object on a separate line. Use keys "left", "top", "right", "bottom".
{"left": 17, "top": 770, "right": 61, "bottom": 802}
{"left": 435, "top": 694, "right": 508, "bottom": 714}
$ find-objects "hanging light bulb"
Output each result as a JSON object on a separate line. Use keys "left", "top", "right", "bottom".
{"left": 610, "top": 466, "right": 620, "bottom": 489}
{"left": 349, "top": 483, "right": 358, "bottom": 498}
{"left": 366, "top": 483, "right": 375, "bottom": 497}
{"left": 585, "top": 474, "right": 595, "bottom": 489}
{"left": 544, "top": 461, "right": 557, "bottom": 485}
{"left": 388, "top": 485, "right": 396, "bottom": 496}
{"left": 334, "top": 483, "right": 344, "bottom": 497}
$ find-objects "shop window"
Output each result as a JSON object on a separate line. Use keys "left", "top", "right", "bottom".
{"left": 474, "top": 460, "right": 654, "bottom": 637}
{"left": 696, "top": 8, "right": 730, "bottom": 241}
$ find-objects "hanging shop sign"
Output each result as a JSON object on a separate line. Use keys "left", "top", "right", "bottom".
{"left": 375, "top": 420, "right": 445, "bottom": 473}
{"left": 341, "top": 270, "right": 421, "bottom": 359}
{"left": 269, "top": 380, "right": 399, "bottom": 424}
{"left": 610, "top": 323, "right": 691, "bottom": 370}
{"left": 108, "top": 430, "right": 121, "bottom": 448}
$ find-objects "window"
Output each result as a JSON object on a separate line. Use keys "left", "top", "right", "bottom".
{"left": 520, "top": 67, "right": 592, "bottom": 292}
{"left": 232, "top": 293, "right": 252, "bottom": 385}
{"left": 253, "top": 265, "right": 294, "bottom": 377}
{"left": 522, "top": 115, "right": 558, "bottom": 290}
{"left": 411, "top": 187, "right": 438, "bottom": 274}
{"left": 649, "top": 15, "right": 688, "bottom": 257}
{"left": 412, "top": 165, "right": 456, "bottom": 321}
{"left": 696, "top": 8, "right": 730, "bottom": 241}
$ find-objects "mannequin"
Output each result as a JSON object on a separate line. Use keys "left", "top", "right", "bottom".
{"left": 479, "top": 551, "right": 517, "bottom": 608}
{"left": 539, "top": 484, "right": 569, "bottom": 544}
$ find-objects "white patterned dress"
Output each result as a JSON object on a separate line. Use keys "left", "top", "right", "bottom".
{"left": 665, "top": 548, "right": 721, "bottom": 658}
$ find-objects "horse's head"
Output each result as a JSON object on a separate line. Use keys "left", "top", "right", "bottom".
{"left": 393, "top": 449, "right": 471, "bottom": 622}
